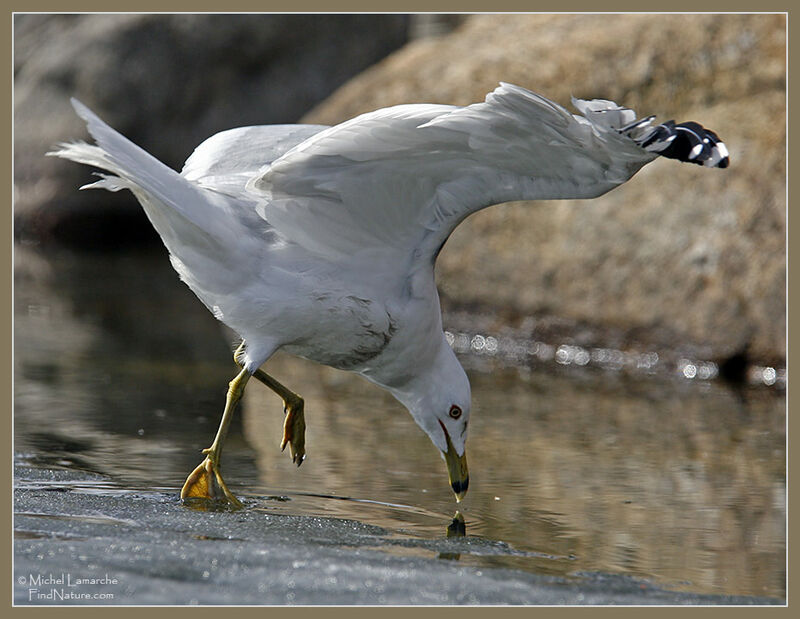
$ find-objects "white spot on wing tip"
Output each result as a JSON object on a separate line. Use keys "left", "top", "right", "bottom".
{"left": 689, "top": 143, "right": 704, "bottom": 159}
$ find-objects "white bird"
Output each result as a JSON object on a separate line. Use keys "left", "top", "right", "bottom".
{"left": 49, "top": 83, "right": 729, "bottom": 508}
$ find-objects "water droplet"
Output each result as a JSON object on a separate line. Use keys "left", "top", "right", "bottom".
{"left": 574, "top": 348, "right": 590, "bottom": 366}
{"left": 681, "top": 362, "right": 697, "bottom": 379}
{"left": 555, "top": 344, "right": 572, "bottom": 365}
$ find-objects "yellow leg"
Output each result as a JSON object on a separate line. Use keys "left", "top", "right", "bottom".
{"left": 181, "top": 368, "right": 250, "bottom": 508}
{"left": 234, "top": 342, "right": 306, "bottom": 465}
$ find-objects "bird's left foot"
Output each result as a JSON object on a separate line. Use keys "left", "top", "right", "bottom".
{"left": 234, "top": 341, "right": 307, "bottom": 466}
{"left": 181, "top": 449, "right": 244, "bottom": 509}
{"left": 281, "top": 395, "right": 306, "bottom": 466}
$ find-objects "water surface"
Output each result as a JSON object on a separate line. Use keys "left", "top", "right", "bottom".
{"left": 14, "top": 245, "right": 786, "bottom": 600}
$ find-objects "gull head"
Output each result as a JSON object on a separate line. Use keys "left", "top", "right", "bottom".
{"left": 388, "top": 339, "right": 471, "bottom": 502}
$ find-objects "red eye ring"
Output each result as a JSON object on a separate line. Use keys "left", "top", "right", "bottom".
{"left": 449, "top": 405, "right": 462, "bottom": 419}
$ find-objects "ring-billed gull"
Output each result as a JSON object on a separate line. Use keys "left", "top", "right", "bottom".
{"left": 49, "top": 82, "right": 729, "bottom": 508}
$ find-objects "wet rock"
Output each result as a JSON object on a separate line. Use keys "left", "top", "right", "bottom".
{"left": 303, "top": 14, "right": 785, "bottom": 365}
{"left": 13, "top": 461, "right": 783, "bottom": 605}
{"left": 14, "top": 14, "right": 409, "bottom": 246}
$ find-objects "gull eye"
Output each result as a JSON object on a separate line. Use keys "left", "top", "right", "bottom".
{"left": 449, "top": 405, "right": 462, "bottom": 419}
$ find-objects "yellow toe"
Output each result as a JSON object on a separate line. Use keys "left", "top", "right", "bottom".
{"left": 181, "top": 456, "right": 243, "bottom": 509}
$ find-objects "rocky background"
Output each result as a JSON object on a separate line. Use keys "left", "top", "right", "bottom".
{"left": 14, "top": 13, "right": 411, "bottom": 245}
{"left": 14, "top": 13, "right": 786, "bottom": 368}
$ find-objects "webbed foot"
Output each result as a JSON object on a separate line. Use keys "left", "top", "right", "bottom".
{"left": 181, "top": 449, "right": 244, "bottom": 509}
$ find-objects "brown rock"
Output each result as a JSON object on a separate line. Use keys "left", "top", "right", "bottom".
{"left": 303, "top": 14, "right": 786, "bottom": 365}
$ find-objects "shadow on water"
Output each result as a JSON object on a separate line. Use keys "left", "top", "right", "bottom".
{"left": 14, "top": 244, "right": 786, "bottom": 600}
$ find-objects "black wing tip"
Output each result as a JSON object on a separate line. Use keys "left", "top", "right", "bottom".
{"left": 637, "top": 119, "right": 730, "bottom": 169}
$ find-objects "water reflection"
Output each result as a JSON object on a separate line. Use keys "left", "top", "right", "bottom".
{"left": 181, "top": 496, "right": 245, "bottom": 513}
{"left": 240, "top": 350, "right": 785, "bottom": 595}
{"left": 14, "top": 245, "right": 786, "bottom": 599}
{"left": 447, "top": 511, "right": 467, "bottom": 538}
{"left": 438, "top": 511, "right": 467, "bottom": 561}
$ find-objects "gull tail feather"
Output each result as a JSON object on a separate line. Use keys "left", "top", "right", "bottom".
{"left": 47, "top": 99, "right": 237, "bottom": 251}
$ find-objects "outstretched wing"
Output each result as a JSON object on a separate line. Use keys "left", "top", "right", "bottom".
{"left": 247, "top": 83, "right": 727, "bottom": 272}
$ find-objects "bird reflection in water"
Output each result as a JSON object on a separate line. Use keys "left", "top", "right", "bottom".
{"left": 447, "top": 510, "right": 467, "bottom": 537}
{"left": 439, "top": 511, "right": 466, "bottom": 561}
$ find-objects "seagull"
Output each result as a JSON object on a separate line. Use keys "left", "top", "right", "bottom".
{"left": 49, "top": 82, "right": 729, "bottom": 508}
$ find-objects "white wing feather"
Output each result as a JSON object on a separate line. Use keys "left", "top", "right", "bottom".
{"left": 181, "top": 124, "right": 328, "bottom": 198}
{"left": 247, "top": 83, "right": 657, "bottom": 264}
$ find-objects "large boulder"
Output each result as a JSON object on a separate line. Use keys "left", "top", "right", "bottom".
{"left": 303, "top": 14, "right": 786, "bottom": 365}
{"left": 14, "top": 13, "right": 410, "bottom": 245}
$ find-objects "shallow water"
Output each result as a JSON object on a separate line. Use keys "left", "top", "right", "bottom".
{"left": 14, "top": 244, "right": 786, "bottom": 600}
